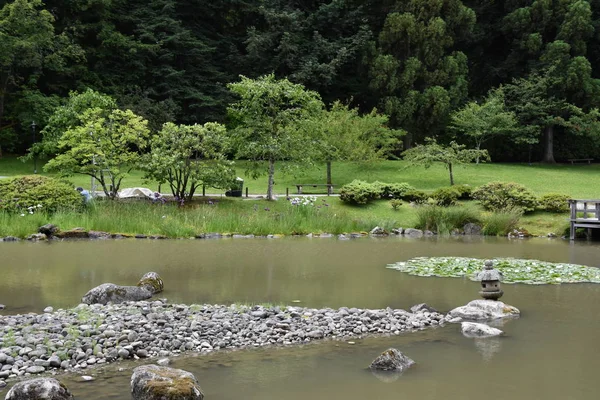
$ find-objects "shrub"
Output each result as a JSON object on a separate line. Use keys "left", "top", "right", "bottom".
{"left": 472, "top": 181, "right": 538, "bottom": 213}
{"left": 339, "top": 180, "right": 379, "bottom": 205}
{"left": 415, "top": 205, "right": 481, "bottom": 234}
{"left": 452, "top": 184, "right": 473, "bottom": 200}
{"left": 538, "top": 193, "right": 570, "bottom": 213}
{"left": 372, "top": 181, "right": 415, "bottom": 199}
{"left": 402, "top": 189, "right": 429, "bottom": 204}
{"left": 431, "top": 187, "right": 460, "bottom": 207}
{"left": 390, "top": 199, "right": 403, "bottom": 210}
{"left": 482, "top": 207, "right": 523, "bottom": 236}
{"left": 0, "top": 175, "right": 83, "bottom": 214}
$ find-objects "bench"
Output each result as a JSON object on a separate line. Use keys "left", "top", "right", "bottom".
{"left": 567, "top": 158, "right": 593, "bottom": 164}
{"left": 295, "top": 184, "right": 334, "bottom": 195}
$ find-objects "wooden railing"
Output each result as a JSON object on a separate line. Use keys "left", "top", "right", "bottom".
{"left": 569, "top": 199, "right": 600, "bottom": 240}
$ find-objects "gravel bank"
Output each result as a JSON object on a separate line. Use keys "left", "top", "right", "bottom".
{"left": 0, "top": 300, "right": 445, "bottom": 385}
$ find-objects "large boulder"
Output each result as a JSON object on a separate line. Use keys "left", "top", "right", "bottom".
{"left": 131, "top": 365, "right": 204, "bottom": 400}
{"left": 54, "top": 228, "right": 89, "bottom": 239}
{"left": 369, "top": 348, "right": 415, "bottom": 372}
{"left": 81, "top": 283, "right": 153, "bottom": 305}
{"left": 447, "top": 300, "right": 520, "bottom": 322}
{"left": 5, "top": 378, "right": 73, "bottom": 400}
{"left": 81, "top": 272, "right": 163, "bottom": 305}
{"left": 403, "top": 228, "right": 423, "bottom": 238}
{"left": 461, "top": 322, "right": 503, "bottom": 338}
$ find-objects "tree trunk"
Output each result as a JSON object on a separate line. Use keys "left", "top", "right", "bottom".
{"left": 402, "top": 132, "right": 413, "bottom": 150}
{"left": 0, "top": 73, "right": 9, "bottom": 158}
{"left": 475, "top": 141, "right": 481, "bottom": 165}
{"left": 541, "top": 125, "right": 556, "bottom": 164}
{"left": 326, "top": 161, "right": 332, "bottom": 185}
{"left": 267, "top": 158, "right": 275, "bottom": 200}
{"left": 448, "top": 163, "right": 454, "bottom": 186}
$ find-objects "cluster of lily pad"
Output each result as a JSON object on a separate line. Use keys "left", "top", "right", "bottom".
{"left": 387, "top": 257, "right": 600, "bottom": 285}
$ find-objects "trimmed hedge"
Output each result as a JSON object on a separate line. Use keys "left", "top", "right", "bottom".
{"left": 472, "top": 181, "right": 538, "bottom": 213}
{"left": 538, "top": 193, "right": 570, "bottom": 213}
{"left": 0, "top": 175, "right": 84, "bottom": 214}
{"left": 339, "top": 180, "right": 414, "bottom": 205}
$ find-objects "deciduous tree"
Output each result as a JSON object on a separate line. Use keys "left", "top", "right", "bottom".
{"left": 227, "top": 74, "right": 323, "bottom": 200}
{"left": 403, "top": 139, "right": 489, "bottom": 185}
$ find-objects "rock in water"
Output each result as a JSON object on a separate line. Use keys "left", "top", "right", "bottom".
{"left": 38, "top": 224, "right": 59, "bottom": 237}
{"left": 131, "top": 365, "right": 204, "bottom": 400}
{"left": 81, "top": 272, "right": 163, "bottom": 305}
{"left": 81, "top": 283, "right": 153, "bottom": 305}
{"left": 137, "top": 272, "right": 164, "bottom": 294}
{"left": 410, "top": 303, "right": 438, "bottom": 314}
{"left": 447, "top": 300, "right": 520, "bottom": 322}
{"left": 369, "top": 348, "right": 415, "bottom": 372}
{"left": 5, "top": 378, "right": 74, "bottom": 400}
{"left": 461, "top": 322, "right": 503, "bottom": 338}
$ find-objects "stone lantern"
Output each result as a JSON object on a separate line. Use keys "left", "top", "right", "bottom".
{"left": 476, "top": 260, "right": 503, "bottom": 300}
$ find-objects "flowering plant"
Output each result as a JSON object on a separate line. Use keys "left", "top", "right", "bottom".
{"left": 289, "top": 195, "right": 317, "bottom": 207}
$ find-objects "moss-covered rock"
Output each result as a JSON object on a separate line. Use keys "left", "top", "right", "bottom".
{"left": 137, "top": 272, "right": 164, "bottom": 294}
{"left": 131, "top": 365, "right": 203, "bottom": 400}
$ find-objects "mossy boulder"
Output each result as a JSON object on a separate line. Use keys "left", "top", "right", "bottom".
{"left": 55, "top": 228, "right": 89, "bottom": 239}
{"left": 5, "top": 377, "right": 74, "bottom": 400}
{"left": 131, "top": 365, "right": 204, "bottom": 400}
{"left": 137, "top": 272, "right": 164, "bottom": 294}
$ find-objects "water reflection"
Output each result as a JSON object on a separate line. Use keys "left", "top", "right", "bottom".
{"left": 1, "top": 237, "right": 600, "bottom": 399}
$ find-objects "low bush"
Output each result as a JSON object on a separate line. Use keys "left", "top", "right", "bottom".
{"left": 472, "top": 181, "right": 538, "bottom": 213}
{"left": 482, "top": 206, "right": 523, "bottom": 236}
{"left": 372, "top": 181, "right": 414, "bottom": 199}
{"left": 431, "top": 187, "right": 460, "bottom": 207}
{"left": 415, "top": 205, "right": 481, "bottom": 234}
{"left": 390, "top": 199, "right": 403, "bottom": 210}
{"left": 0, "top": 175, "right": 83, "bottom": 214}
{"left": 401, "top": 189, "right": 429, "bottom": 204}
{"left": 339, "top": 180, "right": 379, "bottom": 205}
{"left": 538, "top": 193, "right": 570, "bottom": 213}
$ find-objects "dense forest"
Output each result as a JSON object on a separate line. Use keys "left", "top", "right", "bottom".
{"left": 2, "top": 0, "right": 600, "bottom": 162}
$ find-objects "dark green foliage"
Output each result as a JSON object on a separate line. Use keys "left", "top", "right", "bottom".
{"left": 402, "top": 189, "right": 429, "bottom": 204}
{"left": 0, "top": 175, "right": 83, "bottom": 213}
{"left": 431, "top": 187, "right": 460, "bottom": 207}
{"left": 452, "top": 184, "right": 473, "bottom": 200}
{"left": 339, "top": 180, "right": 380, "bottom": 205}
{"left": 473, "top": 181, "right": 538, "bottom": 213}
{"left": 372, "top": 181, "right": 414, "bottom": 199}
{"left": 538, "top": 193, "right": 571, "bottom": 213}
{"left": 415, "top": 205, "right": 481, "bottom": 234}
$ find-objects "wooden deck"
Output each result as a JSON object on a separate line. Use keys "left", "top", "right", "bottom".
{"left": 569, "top": 199, "right": 600, "bottom": 240}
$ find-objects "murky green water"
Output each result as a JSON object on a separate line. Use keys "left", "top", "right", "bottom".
{"left": 1, "top": 237, "right": 600, "bottom": 399}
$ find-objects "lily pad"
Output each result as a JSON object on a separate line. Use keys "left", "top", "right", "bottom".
{"left": 387, "top": 257, "right": 600, "bottom": 285}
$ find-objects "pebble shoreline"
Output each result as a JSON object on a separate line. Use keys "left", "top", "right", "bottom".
{"left": 0, "top": 300, "right": 445, "bottom": 386}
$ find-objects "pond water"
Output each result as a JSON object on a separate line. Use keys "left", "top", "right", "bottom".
{"left": 1, "top": 237, "right": 600, "bottom": 399}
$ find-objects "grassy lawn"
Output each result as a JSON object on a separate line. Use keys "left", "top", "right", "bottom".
{"left": 2, "top": 155, "right": 600, "bottom": 197}
{"left": 0, "top": 155, "right": 588, "bottom": 237}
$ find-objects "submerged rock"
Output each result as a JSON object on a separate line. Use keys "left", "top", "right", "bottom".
{"left": 447, "top": 300, "right": 520, "bottom": 322}
{"left": 131, "top": 365, "right": 204, "bottom": 400}
{"left": 461, "top": 322, "right": 503, "bottom": 338}
{"left": 5, "top": 377, "right": 73, "bottom": 400}
{"left": 369, "top": 348, "right": 415, "bottom": 372}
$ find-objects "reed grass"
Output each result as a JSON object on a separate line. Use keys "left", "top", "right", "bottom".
{"left": 414, "top": 204, "right": 481, "bottom": 234}
{"left": 481, "top": 208, "right": 523, "bottom": 236}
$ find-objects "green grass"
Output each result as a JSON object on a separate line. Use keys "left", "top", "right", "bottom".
{"left": 0, "top": 197, "right": 413, "bottom": 238}
{"left": 2, "top": 155, "right": 600, "bottom": 197}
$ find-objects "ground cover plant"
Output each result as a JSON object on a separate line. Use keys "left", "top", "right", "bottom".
{"left": 387, "top": 257, "right": 600, "bottom": 285}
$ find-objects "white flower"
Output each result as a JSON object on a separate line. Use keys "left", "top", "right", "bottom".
{"left": 37, "top": 204, "right": 42, "bottom": 208}
{"left": 161, "top": 215, "right": 166, "bottom": 219}
{"left": 20, "top": 213, "right": 25, "bottom": 217}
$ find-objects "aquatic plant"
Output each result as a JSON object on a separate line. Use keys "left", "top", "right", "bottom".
{"left": 387, "top": 257, "right": 600, "bottom": 285}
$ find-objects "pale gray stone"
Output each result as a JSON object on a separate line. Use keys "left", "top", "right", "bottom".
{"left": 447, "top": 300, "right": 520, "bottom": 321}
{"left": 5, "top": 378, "right": 73, "bottom": 400}
{"left": 461, "top": 322, "right": 503, "bottom": 338}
